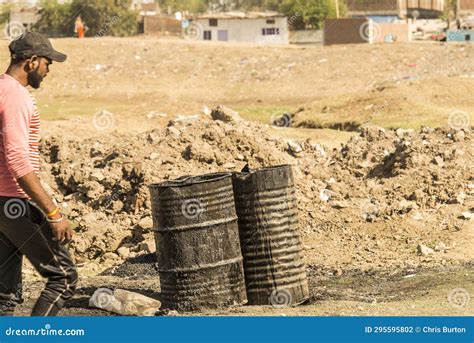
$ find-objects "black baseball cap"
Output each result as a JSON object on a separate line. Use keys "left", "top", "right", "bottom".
{"left": 9, "top": 32, "right": 67, "bottom": 62}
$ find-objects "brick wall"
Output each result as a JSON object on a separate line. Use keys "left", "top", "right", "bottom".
{"left": 460, "top": 0, "right": 474, "bottom": 13}
{"left": 144, "top": 16, "right": 182, "bottom": 35}
{"left": 324, "top": 18, "right": 369, "bottom": 45}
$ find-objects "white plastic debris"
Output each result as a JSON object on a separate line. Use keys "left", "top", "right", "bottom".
{"left": 319, "top": 189, "right": 334, "bottom": 202}
{"left": 89, "top": 288, "right": 161, "bottom": 316}
{"left": 146, "top": 111, "right": 167, "bottom": 119}
{"left": 417, "top": 244, "right": 434, "bottom": 256}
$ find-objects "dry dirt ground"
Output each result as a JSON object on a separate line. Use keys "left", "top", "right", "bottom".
{"left": 0, "top": 37, "right": 472, "bottom": 316}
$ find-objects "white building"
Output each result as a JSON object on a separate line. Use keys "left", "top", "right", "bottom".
{"left": 0, "top": 0, "right": 38, "bottom": 6}
{"left": 192, "top": 11, "right": 289, "bottom": 45}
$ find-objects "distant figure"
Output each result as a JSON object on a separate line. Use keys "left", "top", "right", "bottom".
{"left": 74, "top": 16, "right": 85, "bottom": 38}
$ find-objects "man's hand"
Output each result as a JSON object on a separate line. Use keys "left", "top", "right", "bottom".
{"left": 17, "top": 172, "right": 74, "bottom": 243}
{"left": 48, "top": 216, "right": 73, "bottom": 243}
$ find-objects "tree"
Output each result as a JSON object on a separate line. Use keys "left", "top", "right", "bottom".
{"left": 0, "top": 2, "right": 12, "bottom": 27}
{"left": 157, "top": 0, "right": 207, "bottom": 13}
{"left": 280, "top": 0, "right": 346, "bottom": 29}
{"left": 34, "top": 0, "right": 138, "bottom": 37}
{"left": 69, "top": 0, "right": 138, "bottom": 37}
{"left": 34, "top": 0, "right": 72, "bottom": 37}
{"left": 440, "top": 0, "right": 457, "bottom": 29}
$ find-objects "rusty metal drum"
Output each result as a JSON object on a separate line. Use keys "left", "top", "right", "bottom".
{"left": 232, "top": 165, "right": 309, "bottom": 306}
{"left": 149, "top": 173, "right": 247, "bottom": 311}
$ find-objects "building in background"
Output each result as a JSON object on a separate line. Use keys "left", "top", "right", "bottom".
{"left": 289, "top": 30, "right": 324, "bottom": 45}
{"left": 0, "top": 0, "right": 38, "bottom": 6}
{"left": 131, "top": 0, "right": 160, "bottom": 15}
{"left": 5, "top": 7, "right": 38, "bottom": 38}
{"left": 143, "top": 15, "right": 181, "bottom": 36}
{"left": 324, "top": 17, "right": 412, "bottom": 45}
{"left": 346, "top": 0, "right": 445, "bottom": 21}
{"left": 446, "top": 29, "right": 473, "bottom": 41}
{"left": 192, "top": 12, "right": 289, "bottom": 45}
{"left": 459, "top": 0, "right": 474, "bottom": 16}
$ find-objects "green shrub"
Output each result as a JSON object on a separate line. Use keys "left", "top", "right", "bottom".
{"left": 34, "top": 0, "right": 138, "bottom": 37}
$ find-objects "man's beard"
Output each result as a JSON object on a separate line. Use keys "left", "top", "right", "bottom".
{"left": 27, "top": 68, "right": 43, "bottom": 89}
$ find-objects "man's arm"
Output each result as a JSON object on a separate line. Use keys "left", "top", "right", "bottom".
{"left": 1, "top": 89, "right": 72, "bottom": 242}
{"left": 17, "top": 172, "right": 56, "bottom": 214}
{"left": 17, "top": 171, "right": 73, "bottom": 243}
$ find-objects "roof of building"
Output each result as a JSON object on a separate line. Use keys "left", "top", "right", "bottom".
{"left": 197, "top": 11, "right": 286, "bottom": 19}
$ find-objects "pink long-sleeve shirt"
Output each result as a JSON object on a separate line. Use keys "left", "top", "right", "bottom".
{"left": 0, "top": 73, "right": 40, "bottom": 198}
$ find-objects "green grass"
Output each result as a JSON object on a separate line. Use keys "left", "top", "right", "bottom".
{"left": 233, "top": 105, "right": 355, "bottom": 148}
{"left": 35, "top": 95, "right": 152, "bottom": 121}
{"left": 295, "top": 102, "right": 474, "bottom": 131}
{"left": 270, "top": 127, "right": 354, "bottom": 149}
{"left": 36, "top": 96, "right": 117, "bottom": 121}
{"left": 233, "top": 105, "right": 293, "bottom": 125}
{"left": 35, "top": 98, "right": 470, "bottom": 149}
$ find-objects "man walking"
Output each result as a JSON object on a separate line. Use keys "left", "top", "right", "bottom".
{"left": 0, "top": 32, "right": 77, "bottom": 316}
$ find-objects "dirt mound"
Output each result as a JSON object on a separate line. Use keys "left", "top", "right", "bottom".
{"left": 290, "top": 77, "right": 474, "bottom": 130}
{"left": 39, "top": 107, "right": 473, "bottom": 273}
{"left": 40, "top": 108, "right": 291, "bottom": 263}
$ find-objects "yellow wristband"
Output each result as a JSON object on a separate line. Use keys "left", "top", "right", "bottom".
{"left": 46, "top": 207, "right": 60, "bottom": 218}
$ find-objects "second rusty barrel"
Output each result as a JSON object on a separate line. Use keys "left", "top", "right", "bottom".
{"left": 232, "top": 165, "right": 309, "bottom": 306}
{"left": 149, "top": 173, "right": 247, "bottom": 311}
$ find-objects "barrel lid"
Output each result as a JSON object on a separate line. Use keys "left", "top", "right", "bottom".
{"left": 149, "top": 172, "right": 232, "bottom": 189}
{"left": 232, "top": 164, "right": 292, "bottom": 176}
{"left": 232, "top": 164, "right": 294, "bottom": 188}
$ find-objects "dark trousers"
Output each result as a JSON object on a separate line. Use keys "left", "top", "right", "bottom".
{"left": 0, "top": 196, "right": 78, "bottom": 316}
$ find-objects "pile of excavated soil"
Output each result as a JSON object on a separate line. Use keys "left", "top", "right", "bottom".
{"left": 38, "top": 106, "right": 473, "bottom": 273}
{"left": 289, "top": 77, "right": 474, "bottom": 130}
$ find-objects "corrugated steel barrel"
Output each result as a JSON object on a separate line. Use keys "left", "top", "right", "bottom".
{"left": 232, "top": 165, "right": 309, "bottom": 306}
{"left": 149, "top": 173, "right": 247, "bottom": 311}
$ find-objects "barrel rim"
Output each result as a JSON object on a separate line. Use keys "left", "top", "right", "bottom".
{"left": 233, "top": 164, "right": 292, "bottom": 176}
{"left": 149, "top": 172, "right": 232, "bottom": 189}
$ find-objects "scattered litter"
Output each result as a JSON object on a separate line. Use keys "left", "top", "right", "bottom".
{"left": 319, "top": 189, "right": 333, "bottom": 202}
{"left": 403, "top": 274, "right": 417, "bottom": 278}
{"left": 460, "top": 212, "right": 473, "bottom": 220}
{"left": 146, "top": 111, "right": 167, "bottom": 119}
{"left": 89, "top": 288, "right": 161, "bottom": 316}
{"left": 417, "top": 244, "right": 434, "bottom": 256}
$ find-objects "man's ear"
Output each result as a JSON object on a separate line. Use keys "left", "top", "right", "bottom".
{"left": 26, "top": 55, "right": 39, "bottom": 71}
